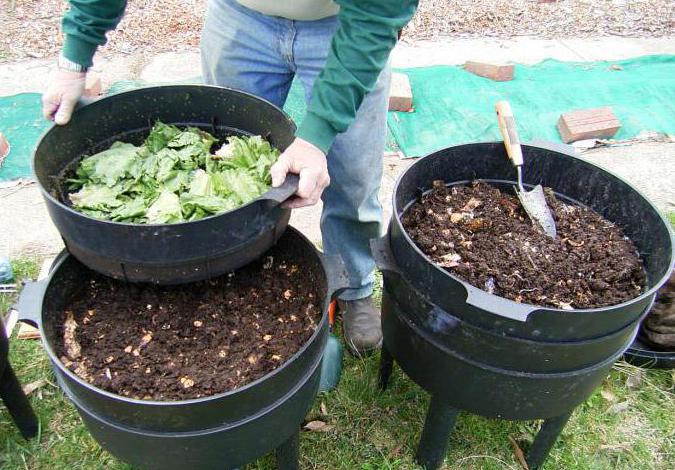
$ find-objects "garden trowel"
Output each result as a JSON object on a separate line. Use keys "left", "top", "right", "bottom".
{"left": 496, "top": 101, "right": 557, "bottom": 238}
{"left": 319, "top": 300, "right": 343, "bottom": 392}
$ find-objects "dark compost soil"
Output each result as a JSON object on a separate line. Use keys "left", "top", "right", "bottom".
{"left": 57, "top": 251, "right": 322, "bottom": 401}
{"left": 402, "top": 181, "right": 646, "bottom": 309}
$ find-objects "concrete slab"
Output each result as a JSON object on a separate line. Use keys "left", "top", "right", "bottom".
{"left": 559, "top": 37, "right": 675, "bottom": 62}
{"left": 392, "top": 37, "right": 581, "bottom": 67}
{"left": 576, "top": 142, "right": 675, "bottom": 212}
{"left": 391, "top": 36, "right": 675, "bottom": 68}
{"left": 139, "top": 51, "right": 202, "bottom": 83}
{"left": 0, "top": 182, "right": 63, "bottom": 258}
{"left": 0, "top": 53, "right": 150, "bottom": 96}
{"left": 2, "top": 36, "right": 673, "bottom": 95}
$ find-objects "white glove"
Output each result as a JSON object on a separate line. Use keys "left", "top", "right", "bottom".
{"left": 270, "top": 137, "right": 330, "bottom": 209}
{"left": 42, "top": 69, "right": 86, "bottom": 125}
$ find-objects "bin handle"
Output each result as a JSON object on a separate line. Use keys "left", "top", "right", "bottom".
{"left": 259, "top": 173, "right": 300, "bottom": 204}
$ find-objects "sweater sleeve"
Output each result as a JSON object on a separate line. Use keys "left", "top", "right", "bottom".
{"left": 295, "top": 0, "right": 418, "bottom": 154}
{"left": 62, "top": 0, "right": 128, "bottom": 67}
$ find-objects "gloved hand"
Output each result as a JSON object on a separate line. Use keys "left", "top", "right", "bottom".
{"left": 42, "top": 69, "right": 86, "bottom": 125}
{"left": 271, "top": 137, "right": 330, "bottom": 209}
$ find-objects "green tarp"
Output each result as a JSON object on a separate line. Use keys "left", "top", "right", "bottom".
{"left": 0, "top": 93, "right": 51, "bottom": 181}
{"left": 2, "top": 55, "right": 674, "bottom": 181}
{"left": 389, "top": 55, "right": 675, "bottom": 157}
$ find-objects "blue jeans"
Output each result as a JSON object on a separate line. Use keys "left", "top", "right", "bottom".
{"left": 201, "top": 0, "right": 390, "bottom": 300}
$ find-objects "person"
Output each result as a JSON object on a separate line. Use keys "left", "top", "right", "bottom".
{"left": 42, "top": 0, "right": 418, "bottom": 356}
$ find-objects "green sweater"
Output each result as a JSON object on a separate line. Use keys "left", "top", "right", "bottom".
{"left": 62, "top": 0, "right": 418, "bottom": 153}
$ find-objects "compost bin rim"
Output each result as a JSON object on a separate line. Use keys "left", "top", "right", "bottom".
{"left": 32, "top": 84, "right": 297, "bottom": 229}
{"left": 390, "top": 141, "right": 675, "bottom": 315}
{"left": 32, "top": 229, "right": 331, "bottom": 406}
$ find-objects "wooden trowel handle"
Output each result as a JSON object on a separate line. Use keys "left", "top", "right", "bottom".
{"left": 496, "top": 101, "right": 524, "bottom": 167}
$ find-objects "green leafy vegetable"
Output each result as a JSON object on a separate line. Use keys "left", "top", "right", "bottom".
{"left": 67, "top": 122, "right": 280, "bottom": 224}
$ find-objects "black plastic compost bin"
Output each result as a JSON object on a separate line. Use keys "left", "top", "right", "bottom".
{"left": 16, "top": 227, "right": 349, "bottom": 470}
{"left": 372, "top": 142, "right": 675, "bottom": 470}
{"left": 33, "top": 85, "right": 299, "bottom": 285}
{"left": 0, "top": 317, "right": 39, "bottom": 440}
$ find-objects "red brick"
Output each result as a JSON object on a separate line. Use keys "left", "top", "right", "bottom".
{"left": 557, "top": 107, "right": 621, "bottom": 143}
{"left": 389, "top": 72, "right": 413, "bottom": 112}
{"left": 0, "top": 132, "right": 9, "bottom": 162}
{"left": 464, "top": 61, "right": 515, "bottom": 81}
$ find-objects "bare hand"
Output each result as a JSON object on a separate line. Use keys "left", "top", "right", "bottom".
{"left": 42, "top": 69, "right": 86, "bottom": 125}
{"left": 270, "top": 138, "right": 330, "bottom": 209}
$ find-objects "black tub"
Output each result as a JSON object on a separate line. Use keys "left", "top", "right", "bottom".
{"left": 373, "top": 142, "right": 674, "bottom": 470}
{"left": 17, "top": 227, "right": 348, "bottom": 470}
{"left": 33, "top": 85, "right": 299, "bottom": 285}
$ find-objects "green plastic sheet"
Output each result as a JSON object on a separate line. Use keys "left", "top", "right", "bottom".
{"left": 2, "top": 56, "right": 674, "bottom": 181}
{"left": 388, "top": 55, "right": 675, "bottom": 157}
{"left": 0, "top": 93, "right": 51, "bottom": 181}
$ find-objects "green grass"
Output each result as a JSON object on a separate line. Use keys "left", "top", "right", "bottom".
{"left": 1, "top": 259, "right": 674, "bottom": 470}
{"left": 667, "top": 212, "right": 675, "bottom": 229}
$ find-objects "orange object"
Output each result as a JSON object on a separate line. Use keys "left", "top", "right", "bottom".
{"left": 0, "top": 132, "right": 9, "bottom": 161}
{"left": 328, "top": 300, "right": 337, "bottom": 327}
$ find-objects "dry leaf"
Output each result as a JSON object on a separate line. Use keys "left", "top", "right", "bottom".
{"left": 22, "top": 379, "right": 47, "bottom": 396}
{"left": 606, "top": 401, "right": 630, "bottom": 415}
{"left": 63, "top": 310, "right": 81, "bottom": 359}
{"left": 449, "top": 212, "right": 464, "bottom": 223}
{"left": 140, "top": 332, "right": 153, "bottom": 347}
{"left": 17, "top": 323, "right": 41, "bottom": 340}
{"left": 389, "top": 443, "right": 405, "bottom": 458}
{"left": 466, "top": 217, "right": 488, "bottom": 232}
{"left": 439, "top": 253, "right": 462, "bottom": 268}
{"left": 320, "top": 401, "right": 328, "bottom": 416}
{"left": 303, "top": 420, "right": 334, "bottom": 432}
{"left": 461, "top": 197, "right": 482, "bottom": 212}
{"left": 600, "top": 388, "right": 617, "bottom": 402}
{"left": 625, "top": 371, "right": 645, "bottom": 390}
{"left": 508, "top": 436, "right": 530, "bottom": 470}
{"left": 599, "top": 443, "right": 631, "bottom": 452}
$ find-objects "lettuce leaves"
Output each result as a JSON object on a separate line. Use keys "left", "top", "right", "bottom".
{"left": 67, "top": 122, "right": 280, "bottom": 224}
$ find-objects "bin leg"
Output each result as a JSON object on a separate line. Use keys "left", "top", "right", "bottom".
{"left": 275, "top": 428, "right": 300, "bottom": 470}
{"left": 414, "top": 395, "right": 459, "bottom": 470}
{"left": 378, "top": 344, "right": 394, "bottom": 391}
{"left": 0, "top": 363, "right": 39, "bottom": 440}
{"left": 526, "top": 411, "right": 573, "bottom": 470}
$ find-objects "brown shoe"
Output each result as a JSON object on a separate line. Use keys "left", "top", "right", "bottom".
{"left": 337, "top": 296, "right": 383, "bottom": 356}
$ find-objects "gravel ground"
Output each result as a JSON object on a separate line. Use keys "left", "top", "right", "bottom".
{"left": 0, "top": 0, "right": 205, "bottom": 62}
{"left": 404, "top": 0, "right": 675, "bottom": 40}
{"left": 1, "top": 0, "right": 673, "bottom": 63}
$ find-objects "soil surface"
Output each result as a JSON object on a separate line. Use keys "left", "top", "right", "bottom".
{"left": 57, "top": 250, "right": 321, "bottom": 400}
{"left": 402, "top": 180, "right": 646, "bottom": 309}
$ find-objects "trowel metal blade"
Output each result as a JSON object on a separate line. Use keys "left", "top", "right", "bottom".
{"left": 517, "top": 184, "right": 557, "bottom": 238}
